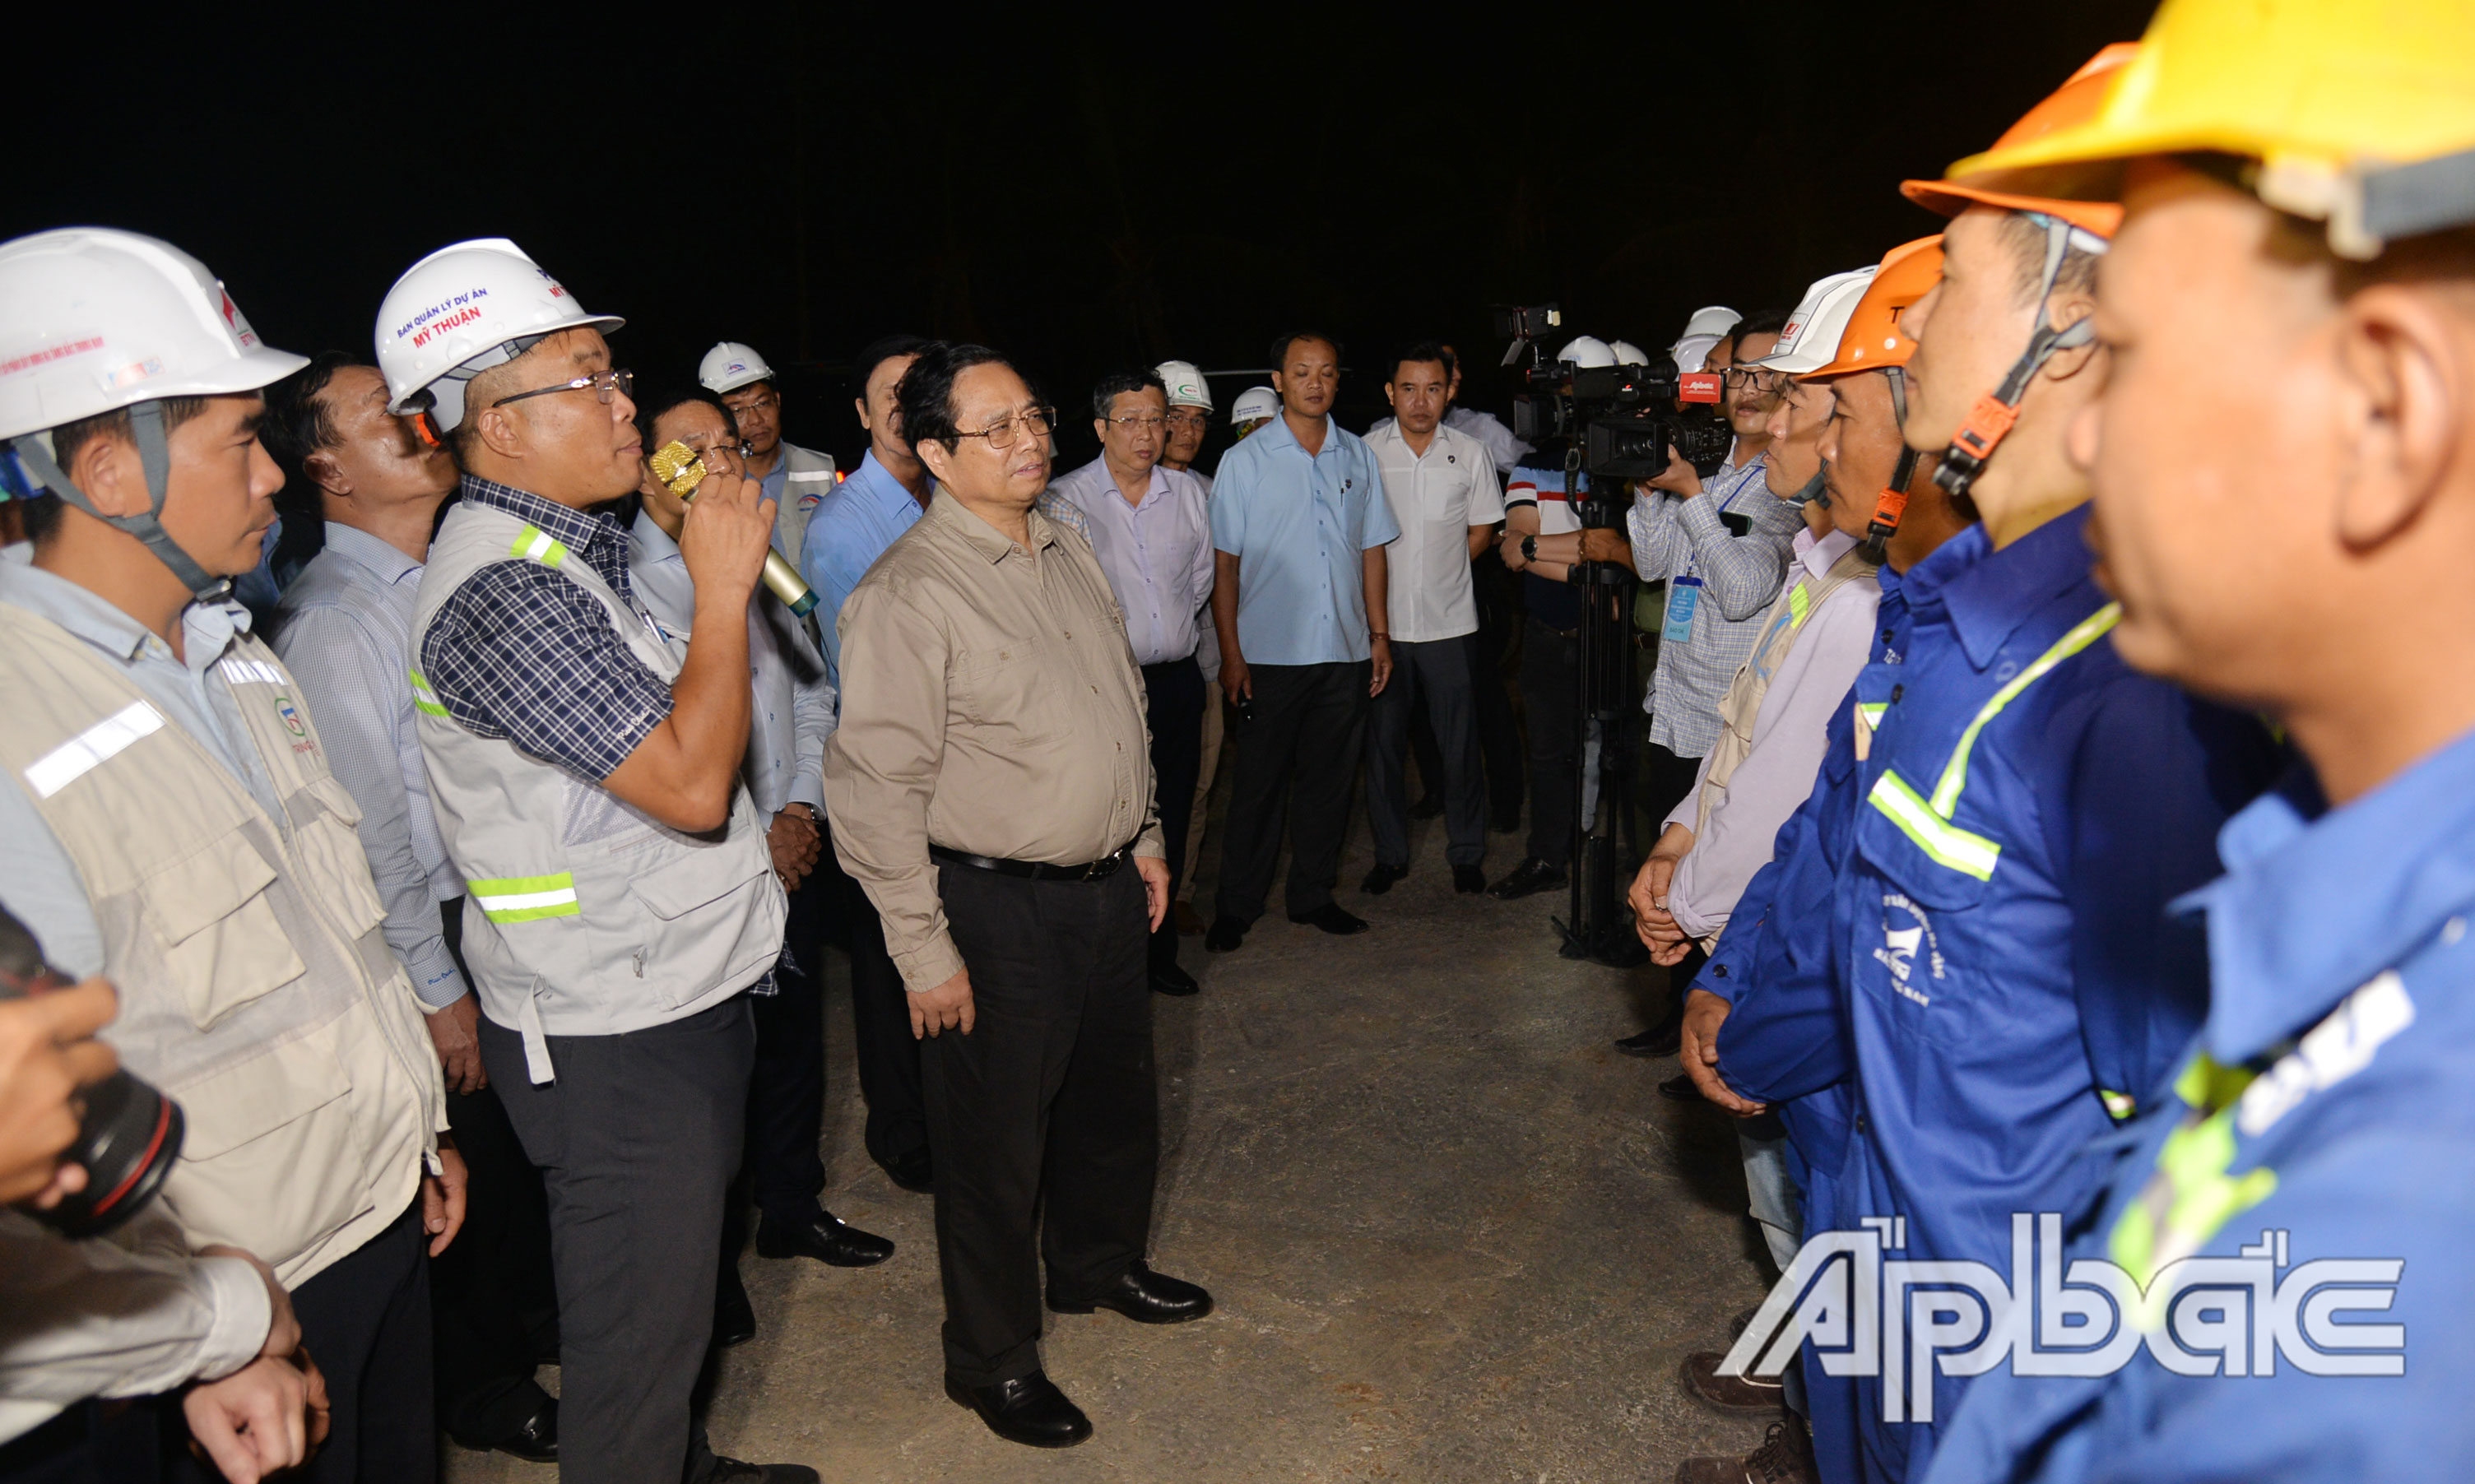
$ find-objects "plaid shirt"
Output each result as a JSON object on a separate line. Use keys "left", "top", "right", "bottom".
{"left": 1625, "top": 455, "right": 1802, "bottom": 757}
{"left": 418, "top": 476, "right": 675, "bottom": 781}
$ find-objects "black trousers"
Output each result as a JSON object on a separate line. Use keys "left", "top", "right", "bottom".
{"left": 481, "top": 999, "right": 754, "bottom": 1484}
{"left": 1214, "top": 659, "right": 1371, "bottom": 923}
{"left": 1140, "top": 656, "right": 1205, "bottom": 968}
{"left": 745, "top": 869, "right": 834, "bottom": 1223}
{"left": 1520, "top": 619, "right": 1581, "bottom": 869}
{"left": 819, "top": 828, "right": 931, "bottom": 1169}
{"left": 1470, "top": 554, "right": 1525, "bottom": 825}
{"left": 1641, "top": 740, "right": 1706, "bottom": 837}
{"left": 430, "top": 902, "right": 557, "bottom": 1443}
{"left": 926, "top": 862, "right": 1157, "bottom": 1385}
{"left": 174, "top": 1199, "right": 435, "bottom": 1484}
{"left": 1368, "top": 636, "right": 1488, "bottom": 868}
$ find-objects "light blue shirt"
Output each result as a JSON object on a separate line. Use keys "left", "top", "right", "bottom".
{"left": 1208, "top": 415, "right": 1400, "bottom": 665}
{"left": 800, "top": 450, "right": 926, "bottom": 683}
{"left": 0, "top": 548, "right": 281, "bottom": 977}
{"left": 272, "top": 524, "right": 467, "bottom": 1009}
{"left": 629, "top": 510, "right": 835, "bottom": 817}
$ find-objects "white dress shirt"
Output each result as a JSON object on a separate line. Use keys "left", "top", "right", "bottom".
{"left": 629, "top": 510, "right": 836, "bottom": 816}
{"left": 1052, "top": 456, "right": 1214, "bottom": 667}
{"left": 1363, "top": 420, "right": 1505, "bottom": 643}
{"left": 1662, "top": 527, "right": 1879, "bottom": 939}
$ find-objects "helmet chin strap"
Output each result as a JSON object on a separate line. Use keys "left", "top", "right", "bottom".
{"left": 1864, "top": 367, "right": 1922, "bottom": 563}
{"left": 9, "top": 401, "right": 231, "bottom": 601}
{"left": 1931, "top": 215, "right": 2104, "bottom": 504}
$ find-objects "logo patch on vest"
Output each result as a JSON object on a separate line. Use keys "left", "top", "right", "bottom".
{"left": 274, "top": 693, "right": 306, "bottom": 737}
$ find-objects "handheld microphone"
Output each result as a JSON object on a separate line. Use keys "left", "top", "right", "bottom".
{"left": 648, "top": 441, "right": 819, "bottom": 617}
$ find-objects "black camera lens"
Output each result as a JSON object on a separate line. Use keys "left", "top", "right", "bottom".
{"left": 0, "top": 905, "right": 186, "bottom": 1237}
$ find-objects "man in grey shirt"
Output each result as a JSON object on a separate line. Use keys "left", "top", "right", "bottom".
{"left": 266, "top": 354, "right": 561, "bottom": 1461}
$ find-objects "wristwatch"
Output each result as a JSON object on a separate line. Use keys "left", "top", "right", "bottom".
{"left": 1521, "top": 534, "right": 1539, "bottom": 563}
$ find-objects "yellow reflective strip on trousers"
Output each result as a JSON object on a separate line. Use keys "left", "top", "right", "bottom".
{"left": 1928, "top": 603, "right": 2122, "bottom": 815}
{"left": 1866, "top": 768, "right": 2001, "bottom": 879}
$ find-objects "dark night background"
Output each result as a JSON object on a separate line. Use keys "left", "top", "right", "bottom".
{"left": 13, "top": 2, "right": 2154, "bottom": 473}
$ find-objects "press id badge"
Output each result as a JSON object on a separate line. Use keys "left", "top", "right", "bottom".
{"left": 1663, "top": 574, "right": 1703, "bottom": 643}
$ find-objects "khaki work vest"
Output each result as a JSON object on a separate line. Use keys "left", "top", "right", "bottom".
{"left": 0, "top": 606, "right": 443, "bottom": 1287}
{"left": 410, "top": 499, "right": 785, "bottom": 1083}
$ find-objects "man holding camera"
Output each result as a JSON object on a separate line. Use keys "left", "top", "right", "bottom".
{"left": 0, "top": 228, "right": 451, "bottom": 1482}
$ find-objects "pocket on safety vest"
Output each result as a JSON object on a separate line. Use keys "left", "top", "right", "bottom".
{"left": 165, "top": 1032, "right": 362, "bottom": 1264}
{"left": 147, "top": 832, "right": 307, "bottom": 1030}
{"left": 290, "top": 777, "right": 388, "bottom": 936}
{"left": 625, "top": 841, "right": 778, "bottom": 1009}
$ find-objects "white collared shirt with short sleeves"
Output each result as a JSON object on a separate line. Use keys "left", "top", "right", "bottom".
{"left": 1363, "top": 420, "right": 1505, "bottom": 642}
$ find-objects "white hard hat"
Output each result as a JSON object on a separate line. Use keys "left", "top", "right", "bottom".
{"left": 1154, "top": 359, "right": 1214, "bottom": 410}
{"left": 1558, "top": 335, "right": 1616, "bottom": 369}
{"left": 0, "top": 227, "right": 308, "bottom": 597}
{"left": 1231, "top": 386, "right": 1280, "bottom": 424}
{"left": 374, "top": 238, "right": 623, "bottom": 433}
{"left": 1756, "top": 267, "right": 1879, "bottom": 375}
{"left": 1670, "top": 336, "right": 1724, "bottom": 373}
{"left": 1675, "top": 305, "right": 1742, "bottom": 345}
{"left": 699, "top": 341, "right": 773, "bottom": 394}
{"left": 1606, "top": 339, "right": 1651, "bottom": 367}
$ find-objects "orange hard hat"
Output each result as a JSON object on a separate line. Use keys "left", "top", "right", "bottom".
{"left": 1802, "top": 236, "right": 1944, "bottom": 381}
{"left": 1901, "top": 44, "right": 2139, "bottom": 239}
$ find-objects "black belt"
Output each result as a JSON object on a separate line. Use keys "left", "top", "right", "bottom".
{"left": 931, "top": 842, "right": 1134, "bottom": 882}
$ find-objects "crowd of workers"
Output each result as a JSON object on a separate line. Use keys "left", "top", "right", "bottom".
{"left": 1, "top": 0, "right": 2473, "bottom": 1481}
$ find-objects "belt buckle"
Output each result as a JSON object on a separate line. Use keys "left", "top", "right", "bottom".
{"left": 1082, "top": 853, "right": 1108, "bottom": 882}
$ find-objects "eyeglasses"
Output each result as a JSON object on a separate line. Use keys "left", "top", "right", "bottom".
{"left": 493, "top": 367, "right": 634, "bottom": 410}
{"left": 954, "top": 406, "right": 1056, "bottom": 451}
{"left": 1163, "top": 409, "right": 1207, "bottom": 430}
{"left": 676, "top": 435, "right": 753, "bottom": 461}
{"left": 1721, "top": 367, "right": 1786, "bottom": 392}
{"left": 1104, "top": 412, "right": 1168, "bottom": 433}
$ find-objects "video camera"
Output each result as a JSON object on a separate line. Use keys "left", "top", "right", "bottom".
{"left": 1492, "top": 304, "right": 1733, "bottom": 488}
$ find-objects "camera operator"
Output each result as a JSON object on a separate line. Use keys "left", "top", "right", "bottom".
{"left": 1609, "top": 309, "right": 1801, "bottom": 1055}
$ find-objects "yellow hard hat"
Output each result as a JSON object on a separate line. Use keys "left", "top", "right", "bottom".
{"left": 1949, "top": 0, "right": 2475, "bottom": 258}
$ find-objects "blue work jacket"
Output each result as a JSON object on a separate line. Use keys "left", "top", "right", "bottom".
{"left": 1923, "top": 733, "right": 2475, "bottom": 1483}
{"left": 1831, "top": 507, "right": 2279, "bottom": 1480}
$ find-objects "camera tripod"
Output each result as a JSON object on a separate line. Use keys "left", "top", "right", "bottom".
{"left": 1553, "top": 469, "right": 1651, "bottom": 968}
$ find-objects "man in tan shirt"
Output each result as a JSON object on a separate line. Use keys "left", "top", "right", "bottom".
{"left": 824, "top": 342, "right": 1214, "bottom": 1450}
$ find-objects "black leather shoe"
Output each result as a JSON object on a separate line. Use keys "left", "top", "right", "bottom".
{"left": 1658, "top": 1071, "right": 1704, "bottom": 1101}
{"left": 449, "top": 1394, "right": 558, "bottom": 1463}
{"left": 876, "top": 1146, "right": 934, "bottom": 1194}
{"left": 1049, "top": 1259, "right": 1214, "bottom": 1324}
{"left": 1452, "top": 864, "right": 1487, "bottom": 893}
{"left": 945, "top": 1371, "right": 1093, "bottom": 1449}
{"left": 1150, "top": 959, "right": 1200, "bottom": 996}
{"left": 1488, "top": 857, "right": 1567, "bottom": 900}
{"left": 1616, "top": 1023, "right": 1683, "bottom": 1058}
{"left": 1361, "top": 862, "right": 1407, "bottom": 895}
{"left": 756, "top": 1211, "right": 894, "bottom": 1268}
{"left": 1205, "top": 914, "right": 1248, "bottom": 953}
{"left": 1290, "top": 902, "right": 1369, "bottom": 934}
{"left": 713, "top": 1267, "right": 755, "bottom": 1348}
{"left": 1410, "top": 791, "right": 1445, "bottom": 820}
{"left": 705, "top": 1456, "right": 820, "bottom": 1484}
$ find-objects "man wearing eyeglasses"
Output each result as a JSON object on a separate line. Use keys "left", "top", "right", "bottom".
{"left": 625, "top": 391, "right": 894, "bottom": 1350}
{"left": 1611, "top": 309, "right": 1803, "bottom": 1057}
{"left": 699, "top": 341, "right": 836, "bottom": 575}
{"left": 826, "top": 342, "right": 1211, "bottom": 1449}
{"left": 1052, "top": 371, "right": 1214, "bottom": 997}
{"left": 388, "top": 239, "right": 809, "bottom": 1484}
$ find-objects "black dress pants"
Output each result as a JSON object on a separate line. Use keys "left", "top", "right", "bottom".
{"left": 1520, "top": 619, "right": 1581, "bottom": 869}
{"left": 1641, "top": 739, "right": 1707, "bottom": 836}
{"left": 745, "top": 870, "right": 834, "bottom": 1224}
{"left": 1471, "top": 554, "right": 1525, "bottom": 826}
{"left": 481, "top": 999, "right": 754, "bottom": 1484}
{"left": 167, "top": 1200, "right": 435, "bottom": 1484}
{"left": 1368, "top": 636, "right": 1488, "bottom": 868}
{"left": 819, "top": 825, "right": 931, "bottom": 1169}
{"left": 925, "top": 861, "right": 1157, "bottom": 1386}
{"left": 1140, "top": 656, "right": 1205, "bottom": 968}
{"left": 1213, "top": 659, "right": 1371, "bottom": 924}
{"left": 430, "top": 900, "right": 557, "bottom": 1443}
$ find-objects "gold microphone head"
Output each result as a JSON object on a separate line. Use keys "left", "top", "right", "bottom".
{"left": 648, "top": 440, "right": 708, "bottom": 498}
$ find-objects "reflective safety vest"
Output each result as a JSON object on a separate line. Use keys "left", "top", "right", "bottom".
{"left": 0, "top": 605, "right": 442, "bottom": 1287}
{"left": 410, "top": 498, "right": 785, "bottom": 1083}
{"left": 772, "top": 441, "right": 838, "bottom": 573}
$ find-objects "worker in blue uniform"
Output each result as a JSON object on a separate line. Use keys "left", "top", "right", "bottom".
{"left": 1902, "top": 1, "right": 2475, "bottom": 1479}
{"left": 1721, "top": 49, "right": 2284, "bottom": 1483}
